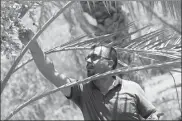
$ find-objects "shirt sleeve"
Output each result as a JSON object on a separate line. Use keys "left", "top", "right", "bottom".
{"left": 135, "top": 83, "right": 157, "bottom": 119}
{"left": 65, "top": 79, "right": 83, "bottom": 106}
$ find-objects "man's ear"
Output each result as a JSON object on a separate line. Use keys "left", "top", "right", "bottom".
{"left": 83, "top": 12, "right": 97, "bottom": 26}
{"left": 108, "top": 60, "right": 114, "bottom": 69}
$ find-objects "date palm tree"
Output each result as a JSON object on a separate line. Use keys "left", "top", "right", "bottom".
{"left": 1, "top": 0, "right": 181, "bottom": 120}
{"left": 62, "top": 1, "right": 181, "bottom": 84}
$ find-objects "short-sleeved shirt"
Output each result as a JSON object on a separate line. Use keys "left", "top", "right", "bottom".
{"left": 66, "top": 77, "right": 156, "bottom": 120}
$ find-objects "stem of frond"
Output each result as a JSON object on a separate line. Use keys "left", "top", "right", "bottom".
{"left": 1, "top": 1, "right": 74, "bottom": 95}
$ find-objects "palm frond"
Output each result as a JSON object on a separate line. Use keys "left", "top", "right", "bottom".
{"left": 1, "top": 1, "right": 75, "bottom": 94}
{"left": 127, "top": 1, "right": 181, "bottom": 20}
{"left": 87, "top": 1, "right": 92, "bottom": 14}
{"left": 4, "top": 59, "right": 181, "bottom": 120}
{"left": 128, "top": 30, "right": 164, "bottom": 49}
{"left": 171, "top": 69, "right": 181, "bottom": 73}
{"left": 2, "top": 1, "right": 181, "bottom": 120}
{"left": 116, "top": 48, "right": 180, "bottom": 59}
{"left": 13, "top": 25, "right": 133, "bottom": 74}
{"left": 143, "top": 33, "right": 172, "bottom": 48}
{"left": 70, "top": 23, "right": 136, "bottom": 47}
{"left": 168, "top": 71, "right": 181, "bottom": 111}
{"left": 125, "top": 29, "right": 163, "bottom": 48}
{"left": 108, "top": 24, "right": 151, "bottom": 47}
{"left": 9, "top": 1, "right": 181, "bottom": 83}
{"left": 13, "top": 23, "right": 181, "bottom": 74}
{"left": 135, "top": 53, "right": 160, "bottom": 62}
{"left": 140, "top": 2, "right": 181, "bottom": 34}
{"left": 135, "top": 34, "right": 175, "bottom": 50}
{"left": 46, "top": 34, "right": 87, "bottom": 53}
{"left": 103, "top": 1, "right": 111, "bottom": 15}
{"left": 13, "top": 46, "right": 90, "bottom": 74}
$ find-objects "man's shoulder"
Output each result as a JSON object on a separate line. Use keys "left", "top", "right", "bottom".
{"left": 79, "top": 81, "right": 94, "bottom": 90}
{"left": 119, "top": 78, "right": 139, "bottom": 87}
{"left": 120, "top": 78, "right": 141, "bottom": 93}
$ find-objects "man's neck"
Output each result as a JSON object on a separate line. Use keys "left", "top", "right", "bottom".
{"left": 94, "top": 76, "right": 117, "bottom": 95}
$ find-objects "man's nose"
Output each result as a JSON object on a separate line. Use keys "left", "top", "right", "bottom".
{"left": 86, "top": 62, "right": 94, "bottom": 69}
{"left": 86, "top": 58, "right": 92, "bottom": 63}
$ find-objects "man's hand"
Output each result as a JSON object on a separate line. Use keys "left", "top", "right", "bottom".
{"left": 18, "top": 27, "right": 73, "bottom": 97}
{"left": 18, "top": 28, "right": 34, "bottom": 45}
{"left": 146, "top": 112, "right": 164, "bottom": 120}
{"left": 17, "top": 27, "right": 73, "bottom": 97}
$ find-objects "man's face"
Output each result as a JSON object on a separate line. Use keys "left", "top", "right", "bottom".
{"left": 86, "top": 46, "right": 113, "bottom": 77}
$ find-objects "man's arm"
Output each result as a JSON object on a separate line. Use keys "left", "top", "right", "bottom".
{"left": 18, "top": 28, "right": 73, "bottom": 97}
{"left": 133, "top": 82, "right": 159, "bottom": 120}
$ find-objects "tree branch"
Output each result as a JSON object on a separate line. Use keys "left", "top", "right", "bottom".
{"left": 4, "top": 59, "right": 180, "bottom": 120}
{"left": 1, "top": 1, "right": 74, "bottom": 94}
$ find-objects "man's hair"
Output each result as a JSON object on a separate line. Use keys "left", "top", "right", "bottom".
{"left": 91, "top": 45, "right": 118, "bottom": 69}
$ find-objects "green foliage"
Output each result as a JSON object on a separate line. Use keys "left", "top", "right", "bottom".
{"left": 1, "top": 1, "right": 39, "bottom": 59}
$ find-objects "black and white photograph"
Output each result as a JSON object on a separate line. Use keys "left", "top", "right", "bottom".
{"left": 1, "top": 0, "right": 181, "bottom": 120}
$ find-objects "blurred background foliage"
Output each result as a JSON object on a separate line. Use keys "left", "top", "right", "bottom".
{"left": 1, "top": 0, "right": 181, "bottom": 120}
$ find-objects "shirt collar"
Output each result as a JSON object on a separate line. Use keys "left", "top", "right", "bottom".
{"left": 91, "top": 76, "right": 122, "bottom": 91}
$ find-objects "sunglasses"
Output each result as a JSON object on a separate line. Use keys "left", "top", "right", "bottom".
{"left": 85, "top": 54, "right": 111, "bottom": 61}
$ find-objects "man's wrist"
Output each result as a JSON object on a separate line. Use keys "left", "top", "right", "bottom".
{"left": 28, "top": 41, "right": 41, "bottom": 54}
{"left": 146, "top": 112, "right": 159, "bottom": 120}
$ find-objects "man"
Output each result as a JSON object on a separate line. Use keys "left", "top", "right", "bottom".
{"left": 18, "top": 28, "right": 159, "bottom": 120}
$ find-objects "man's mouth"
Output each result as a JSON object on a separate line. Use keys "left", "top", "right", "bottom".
{"left": 87, "top": 68, "right": 94, "bottom": 73}
{"left": 86, "top": 63, "right": 94, "bottom": 70}
{"left": 87, "top": 67, "right": 95, "bottom": 77}
{"left": 87, "top": 67, "right": 94, "bottom": 69}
